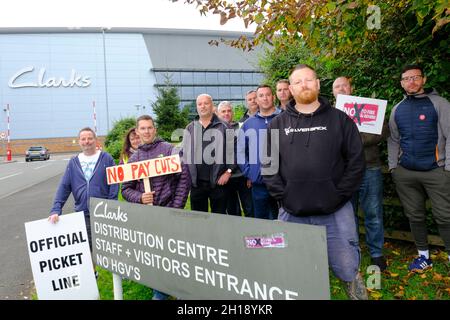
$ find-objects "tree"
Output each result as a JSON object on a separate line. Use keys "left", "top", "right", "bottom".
{"left": 178, "top": 0, "right": 448, "bottom": 55}
{"left": 152, "top": 82, "right": 190, "bottom": 142}
{"left": 104, "top": 117, "right": 136, "bottom": 163}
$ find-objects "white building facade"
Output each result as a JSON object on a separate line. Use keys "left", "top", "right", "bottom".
{"left": 0, "top": 28, "right": 263, "bottom": 140}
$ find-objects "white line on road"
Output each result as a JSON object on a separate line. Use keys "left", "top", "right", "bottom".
{"left": 0, "top": 172, "right": 23, "bottom": 181}
{"left": 34, "top": 163, "right": 52, "bottom": 170}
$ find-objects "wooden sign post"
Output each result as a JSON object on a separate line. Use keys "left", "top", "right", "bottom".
{"left": 105, "top": 154, "right": 182, "bottom": 298}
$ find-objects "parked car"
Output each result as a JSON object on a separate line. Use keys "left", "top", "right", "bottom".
{"left": 25, "top": 146, "right": 50, "bottom": 162}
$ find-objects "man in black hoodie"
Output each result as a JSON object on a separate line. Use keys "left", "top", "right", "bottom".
{"left": 262, "top": 64, "right": 367, "bottom": 300}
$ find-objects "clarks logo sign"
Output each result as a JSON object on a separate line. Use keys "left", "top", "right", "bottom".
{"left": 8, "top": 66, "right": 91, "bottom": 88}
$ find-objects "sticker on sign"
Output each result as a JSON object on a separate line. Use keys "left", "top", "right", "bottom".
{"left": 244, "top": 233, "right": 287, "bottom": 249}
{"left": 0, "top": 131, "right": 6, "bottom": 140}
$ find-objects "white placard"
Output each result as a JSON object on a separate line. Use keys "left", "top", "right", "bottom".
{"left": 25, "top": 211, "right": 99, "bottom": 300}
{"left": 335, "top": 94, "right": 387, "bottom": 135}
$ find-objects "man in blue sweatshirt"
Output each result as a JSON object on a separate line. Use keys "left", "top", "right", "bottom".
{"left": 238, "top": 85, "right": 281, "bottom": 220}
{"left": 48, "top": 127, "right": 119, "bottom": 252}
{"left": 262, "top": 64, "right": 367, "bottom": 299}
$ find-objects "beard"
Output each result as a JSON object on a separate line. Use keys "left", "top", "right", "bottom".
{"left": 296, "top": 89, "right": 319, "bottom": 104}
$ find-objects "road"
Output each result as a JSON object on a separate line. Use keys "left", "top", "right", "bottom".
{"left": 0, "top": 154, "right": 76, "bottom": 299}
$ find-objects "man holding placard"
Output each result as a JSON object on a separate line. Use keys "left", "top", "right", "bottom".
{"left": 49, "top": 127, "right": 119, "bottom": 253}
{"left": 333, "top": 76, "right": 388, "bottom": 272}
{"left": 121, "top": 115, "right": 191, "bottom": 299}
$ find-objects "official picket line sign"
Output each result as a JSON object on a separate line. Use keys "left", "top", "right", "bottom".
{"left": 335, "top": 94, "right": 387, "bottom": 135}
{"left": 90, "top": 198, "right": 330, "bottom": 300}
{"left": 106, "top": 154, "right": 182, "bottom": 195}
{"left": 24, "top": 211, "right": 99, "bottom": 300}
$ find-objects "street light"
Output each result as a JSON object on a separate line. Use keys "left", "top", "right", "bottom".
{"left": 101, "top": 27, "right": 111, "bottom": 132}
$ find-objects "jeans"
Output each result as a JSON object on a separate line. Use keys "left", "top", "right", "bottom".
{"left": 152, "top": 289, "right": 169, "bottom": 300}
{"left": 278, "top": 202, "right": 360, "bottom": 282}
{"left": 351, "top": 167, "right": 384, "bottom": 258}
{"left": 251, "top": 183, "right": 278, "bottom": 220}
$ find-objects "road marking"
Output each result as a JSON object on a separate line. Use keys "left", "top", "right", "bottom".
{"left": 34, "top": 163, "right": 52, "bottom": 170}
{"left": 0, "top": 172, "right": 23, "bottom": 181}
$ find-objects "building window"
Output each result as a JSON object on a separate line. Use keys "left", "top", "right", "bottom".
{"left": 218, "top": 73, "right": 230, "bottom": 85}
{"left": 193, "top": 72, "right": 206, "bottom": 85}
{"left": 180, "top": 71, "right": 194, "bottom": 84}
{"left": 230, "top": 72, "right": 242, "bottom": 85}
{"left": 205, "top": 72, "right": 218, "bottom": 83}
{"left": 181, "top": 86, "right": 195, "bottom": 100}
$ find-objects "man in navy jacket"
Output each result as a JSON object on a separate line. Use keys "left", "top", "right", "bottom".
{"left": 48, "top": 127, "right": 119, "bottom": 251}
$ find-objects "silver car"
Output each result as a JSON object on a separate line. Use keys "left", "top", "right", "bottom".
{"left": 25, "top": 146, "right": 50, "bottom": 162}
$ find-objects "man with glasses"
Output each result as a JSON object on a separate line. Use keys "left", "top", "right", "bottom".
{"left": 388, "top": 64, "right": 450, "bottom": 272}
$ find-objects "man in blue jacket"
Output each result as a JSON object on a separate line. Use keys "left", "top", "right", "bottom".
{"left": 48, "top": 127, "right": 119, "bottom": 252}
{"left": 238, "top": 85, "right": 281, "bottom": 220}
{"left": 388, "top": 64, "right": 450, "bottom": 272}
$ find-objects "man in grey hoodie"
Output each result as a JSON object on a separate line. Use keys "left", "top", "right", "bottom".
{"left": 388, "top": 64, "right": 450, "bottom": 272}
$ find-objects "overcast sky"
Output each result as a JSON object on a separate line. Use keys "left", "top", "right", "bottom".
{"left": 0, "top": 0, "right": 254, "bottom": 31}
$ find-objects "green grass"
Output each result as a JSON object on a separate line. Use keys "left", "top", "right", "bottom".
{"left": 329, "top": 239, "right": 450, "bottom": 300}
{"left": 97, "top": 271, "right": 153, "bottom": 300}
{"left": 95, "top": 238, "right": 450, "bottom": 300}
{"left": 95, "top": 197, "right": 450, "bottom": 300}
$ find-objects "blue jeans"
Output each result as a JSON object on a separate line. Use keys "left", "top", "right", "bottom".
{"left": 278, "top": 202, "right": 360, "bottom": 282}
{"left": 152, "top": 289, "right": 169, "bottom": 300}
{"left": 251, "top": 183, "right": 278, "bottom": 220}
{"left": 351, "top": 167, "right": 384, "bottom": 258}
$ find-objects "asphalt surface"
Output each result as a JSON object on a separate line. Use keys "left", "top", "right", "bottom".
{"left": 0, "top": 154, "right": 75, "bottom": 299}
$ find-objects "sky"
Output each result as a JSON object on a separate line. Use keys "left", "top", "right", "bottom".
{"left": 0, "top": 0, "right": 254, "bottom": 32}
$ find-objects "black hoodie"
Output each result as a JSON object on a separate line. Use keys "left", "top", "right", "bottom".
{"left": 262, "top": 96, "right": 365, "bottom": 216}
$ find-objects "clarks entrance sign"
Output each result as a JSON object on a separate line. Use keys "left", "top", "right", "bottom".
{"left": 8, "top": 66, "right": 91, "bottom": 88}
{"left": 91, "top": 198, "right": 330, "bottom": 300}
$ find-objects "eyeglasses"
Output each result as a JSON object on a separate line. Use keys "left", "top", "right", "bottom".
{"left": 401, "top": 75, "right": 423, "bottom": 82}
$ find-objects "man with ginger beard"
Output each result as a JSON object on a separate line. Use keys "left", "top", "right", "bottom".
{"left": 262, "top": 64, "right": 368, "bottom": 300}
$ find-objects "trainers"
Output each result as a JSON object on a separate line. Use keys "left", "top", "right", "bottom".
{"left": 344, "top": 273, "right": 368, "bottom": 300}
{"left": 371, "top": 256, "right": 387, "bottom": 272}
{"left": 408, "top": 255, "right": 432, "bottom": 273}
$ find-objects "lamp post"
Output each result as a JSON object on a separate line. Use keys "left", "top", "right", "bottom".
{"left": 101, "top": 27, "right": 110, "bottom": 132}
{"left": 5, "top": 104, "right": 11, "bottom": 161}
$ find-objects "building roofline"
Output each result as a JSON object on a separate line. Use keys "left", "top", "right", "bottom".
{"left": 0, "top": 27, "right": 254, "bottom": 37}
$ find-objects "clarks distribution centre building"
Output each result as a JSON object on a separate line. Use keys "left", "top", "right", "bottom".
{"left": 0, "top": 27, "right": 263, "bottom": 154}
